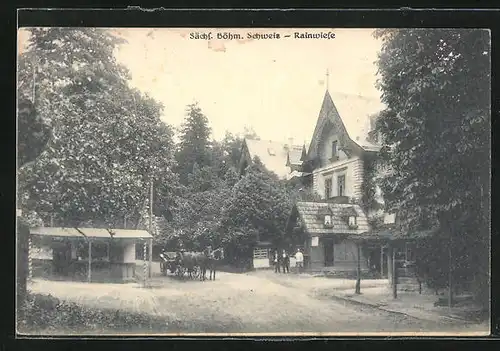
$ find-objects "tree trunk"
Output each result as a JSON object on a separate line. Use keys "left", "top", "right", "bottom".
{"left": 392, "top": 247, "right": 398, "bottom": 299}
{"left": 17, "top": 220, "right": 30, "bottom": 306}
{"left": 380, "top": 245, "right": 385, "bottom": 278}
{"left": 355, "top": 243, "right": 361, "bottom": 294}
{"left": 88, "top": 240, "right": 92, "bottom": 283}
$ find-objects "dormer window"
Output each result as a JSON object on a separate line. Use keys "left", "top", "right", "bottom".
{"left": 318, "top": 207, "right": 334, "bottom": 228}
{"left": 342, "top": 207, "right": 358, "bottom": 229}
{"left": 348, "top": 215, "right": 357, "bottom": 228}
{"left": 324, "top": 215, "right": 333, "bottom": 227}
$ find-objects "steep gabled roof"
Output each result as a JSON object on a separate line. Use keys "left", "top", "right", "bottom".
{"left": 244, "top": 139, "right": 304, "bottom": 179}
{"left": 292, "top": 201, "right": 370, "bottom": 235}
{"left": 307, "top": 90, "right": 384, "bottom": 159}
{"left": 286, "top": 145, "right": 305, "bottom": 166}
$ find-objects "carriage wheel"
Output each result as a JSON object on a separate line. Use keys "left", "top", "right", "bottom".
{"left": 169, "top": 263, "right": 176, "bottom": 274}
{"left": 176, "top": 266, "right": 186, "bottom": 278}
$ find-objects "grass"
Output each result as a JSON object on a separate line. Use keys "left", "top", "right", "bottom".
{"left": 17, "top": 293, "right": 244, "bottom": 335}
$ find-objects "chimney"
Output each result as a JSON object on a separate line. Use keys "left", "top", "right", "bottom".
{"left": 288, "top": 137, "right": 294, "bottom": 147}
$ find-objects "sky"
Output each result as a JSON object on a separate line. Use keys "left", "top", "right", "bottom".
{"left": 19, "top": 28, "right": 383, "bottom": 145}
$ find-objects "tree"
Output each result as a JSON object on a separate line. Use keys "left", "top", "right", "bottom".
{"left": 18, "top": 28, "right": 177, "bottom": 228}
{"left": 284, "top": 181, "right": 322, "bottom": 204}
{"left": 176, "top": 103, "right": 213, "bottom": 184}
{"left": 218, "top": 157, "right": 292, "bottom": 265}
{"left": 243, "top": 126, "right": 260, "bottom": 140}
{"left": 374, "top": 29, "right": 490, "bottom": 306}
{"left": 17, "top": 99, "right": 52, "bottom": 168}
{"left": 219, "top": 132, "right": 244, "bottom": 169}
{"left": 16, "top": 98, "right": 52, "bottom": 305}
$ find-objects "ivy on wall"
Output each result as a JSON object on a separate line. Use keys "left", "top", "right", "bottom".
{"left": 360, "top": 153, "right": 384, "bottom": 229}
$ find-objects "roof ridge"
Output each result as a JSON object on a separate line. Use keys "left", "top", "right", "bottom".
{"left": 247, "top": 138, "right": 303, "bottom": 148}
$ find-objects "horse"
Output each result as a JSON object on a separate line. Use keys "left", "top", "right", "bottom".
{"left": 176, "top": 251, "right": 207, "bottom": 280}
{"left": 201, "top": 246, "right": 225, "bottom": 281}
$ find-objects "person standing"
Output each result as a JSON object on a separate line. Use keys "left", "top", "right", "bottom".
{"left": 273, "top": 250, "right": 281, "bottom": 273}
{"left": 282, "top": 250, "right": 290, "bottom": 273}
{"left": 295, "top": 248, "right": 304, "bottom": 274}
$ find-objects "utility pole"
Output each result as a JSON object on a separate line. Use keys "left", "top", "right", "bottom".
{"left": 148, "top": 178, "right": 154, "bottom": 278}
{"left": 448, "top": 233, "right": 453, "bottom": 309}
{"left": 149, "top": 178, "right": 153, "bottom": 233}
{"left": 32, "top": 53, "right": 36, "bottom": 103}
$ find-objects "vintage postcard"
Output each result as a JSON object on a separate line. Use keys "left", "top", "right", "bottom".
{"left": 16, "top": 27, "right": 491, "bottom": 337}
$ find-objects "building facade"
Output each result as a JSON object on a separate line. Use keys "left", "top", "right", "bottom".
{"left": 284, "top": 90, "right": 388, "bottom": 274}
{"left": 30, "top": 227, "right": 153, "bottom": 283}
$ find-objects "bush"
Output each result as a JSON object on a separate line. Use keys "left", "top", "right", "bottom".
{"left": 17, "top": 293, "right": 171, "bottom": 333}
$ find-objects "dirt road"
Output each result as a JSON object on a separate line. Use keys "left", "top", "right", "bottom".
{"left": 27, "top": 270, "right": 484, "bottom": 335}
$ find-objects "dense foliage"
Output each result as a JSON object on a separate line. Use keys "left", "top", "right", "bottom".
{"left": 175, "top": 103, "right": 213, "bottom": 184}
{"left": 17, "top": 28, "right": 322, "bottom": 273}
{"left": 374, "top": 29, "right": 490, "bottom": 305}
{"left": 18, "top": 28, "right": 178, "bottom": 228}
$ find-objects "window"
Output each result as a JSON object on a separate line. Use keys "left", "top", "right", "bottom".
{"left": 324, "top": 215, "right": 333, "bottom": 227}
{"left": 332, "top": 141, "right": 338, "bottom": 159}
{"left": 348, "top": 216, "right": 357, "bottom": 227}
{"left": 337, "top": 174, "right": 346, "bottom": 197}
{"left": 324, "top": 178, "right": 332, "bottom": 199}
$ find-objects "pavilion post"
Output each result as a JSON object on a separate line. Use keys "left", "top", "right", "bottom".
{"left": 380, "top": 245, "right": 384, "bottom": 278}
{"left": 143, "top": 240, "right": 148, "bottom": 288}
{"left": 87, "top": 240, "right": 92, "bottom": 283}
{"left": 28, "top": 235, "right": 33, "bottom": 282}
{"left": 148, "top": 238, "right": 153, "bottom": 278}
{"left": 387, "top": 245, "right": 392, "bottom": 284}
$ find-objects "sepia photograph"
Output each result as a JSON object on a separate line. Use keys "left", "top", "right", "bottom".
{"left": 16, "top": 26, "right": 491, "bottom": 336}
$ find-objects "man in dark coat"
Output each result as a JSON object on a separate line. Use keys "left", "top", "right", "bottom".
{"left": 282, "top": 250, "right": 290, "bottom": 273}
{"left": 273, "top": 250, "right": 281, "bottom": 273}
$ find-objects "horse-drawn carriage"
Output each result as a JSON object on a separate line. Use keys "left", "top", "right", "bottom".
{"left": 159, "top": 247, "right": 224, "bottom": 281}
{"left": 159, "top": 251, "right": 201, "bottom": 279}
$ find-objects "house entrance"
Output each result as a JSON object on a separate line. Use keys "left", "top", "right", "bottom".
{"left": 323, "top": 239, "right": 334, "bottom": 267}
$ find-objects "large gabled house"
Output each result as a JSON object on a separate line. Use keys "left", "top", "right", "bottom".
{"left": 284, "top": 89, "right": 396, "bottom": 275}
